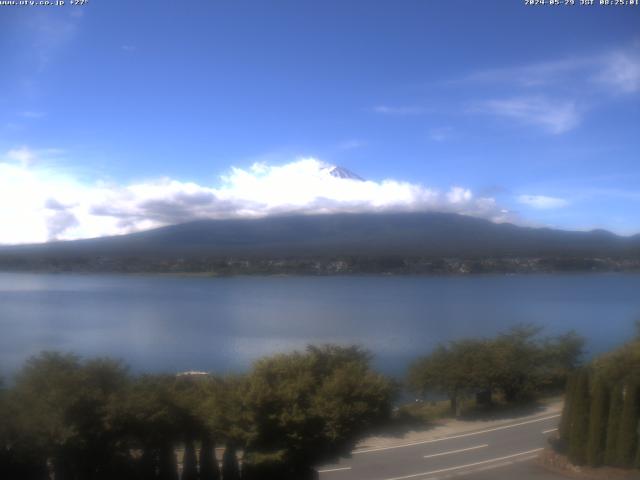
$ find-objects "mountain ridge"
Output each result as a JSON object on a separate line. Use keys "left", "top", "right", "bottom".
{"left": 1, "top": 212, "right": 639, "bottom": 273}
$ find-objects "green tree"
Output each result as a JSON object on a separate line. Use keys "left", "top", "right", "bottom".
{"left": 244, "top": 345, "right": 393, "bottom": 477}
{"left": 408, "top": 345, "right": 456, "bottom": 411}
{"left": 540, "top": 331, "right": 585, "bottom": 392}
{"left": 492, "top": 325, "right": 544, "bottom": 402}
{"left": 11, "top": 352, "right": 82, "bottom": 479}
{"left": 170, "top": 374, "right": 221, "bottom": 480}
{"left": 112, "top": 375, "right": 183, "bottom": 480}
{"left": 586, "top": 375, "right": 609, "bottom": 467}
{"left": 137, "top": 448, "right": 157, "bottom": 480}
{"left": 158, "top": 442, "right": 178, "bottom": 480}
{"left": 181, "top": 439, "right": 198, "bottom": 480}
{"left": 559, "top": 373, "right": 577, "bottom": 444}
{"left": 177, "top": 375, "right": 225, "bottom": 480}
{"left": 592, "top": 337, "right": 640, "bottom": 388}
{"left": 241, "top": 451, "right": 288, "bottom": 480}
{"left": 408, "top": 326, "right": 583, "bottom": 414}
{"left": 71, "top": 358, "right": 132, "bottom": 479}
{"left": 221, "top": 444, "right": 240, "bottom": 480}
{"left": 590, "top": 333, "right": 640, "bottom": 469}
{"left": 0, "top": 377, "right": 35, "bottom": 479}
{"left": 199, "top": 433, "right": 220, "bottom": 480}
{"left": 9, "top": 352, "right": 131, "bottom": 480}
{"left": 616, "top": 382, "right": 640, "bottom": 468}
{"left": 310, "top": 349, "right": 394, "bottom": 457}
{"left": 407, "top": 341, "right": 492, "bottom": 415}
{"left": 604, "top": 383, "right": 624, "bottom": 466}
{"left": 568, "top": 370, "right": 590, "bottom": 465}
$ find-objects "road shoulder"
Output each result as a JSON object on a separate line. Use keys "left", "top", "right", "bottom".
{"left": 354, "top": 400, "right": 563, "bottom": 454}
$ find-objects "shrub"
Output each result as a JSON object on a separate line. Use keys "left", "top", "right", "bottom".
{"left": 567, "top": 370, "right": 590, "bottom": 465}
{"left": 616, "top": 382, "right": 640, "bottom": 468}
{"left": 586, "top": 376, "right": 609, "bottom": 466}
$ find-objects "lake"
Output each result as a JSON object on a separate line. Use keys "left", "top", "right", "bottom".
{"left": 1, "top": 273, "right": 639, "bottom": 378}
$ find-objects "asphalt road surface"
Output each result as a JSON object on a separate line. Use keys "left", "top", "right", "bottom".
{"left": 317, "top": 413, "right": 567, "bottom": 480}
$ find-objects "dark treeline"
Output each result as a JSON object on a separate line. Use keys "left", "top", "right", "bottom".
{"left": 558, "top": 323, "right": 640, "bottom": 470}
{"left": 407, "top": 325, "right": 585, "bottom": 415}
{"left": 0, "top": 345, "right": 393, "bottom": 480}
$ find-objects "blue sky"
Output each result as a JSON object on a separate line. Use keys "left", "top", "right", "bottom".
{"left": 0, "top": 0, "right": 639, "bottom": 243}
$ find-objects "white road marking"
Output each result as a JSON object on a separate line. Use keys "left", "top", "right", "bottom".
{"left": 317, "top": 466, "right": 352, "bottom": 473}
{"left": 542, "top": 427, "right": 558, "bottom": 434}
{"left": 353, "top": 414, "right": 560, "bottom": 454}
{"left": 440, "top": 454, "right": 540, "bottom": 478}
{"left": 383, "top": 448, "right": 544, "bottom": 480}
{"left": 423, "top": 444, "right": 488, "bottom": 459}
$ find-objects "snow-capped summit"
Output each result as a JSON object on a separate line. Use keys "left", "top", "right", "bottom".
{"left": 323, "top": 165, "right": 364, "bottom": 181}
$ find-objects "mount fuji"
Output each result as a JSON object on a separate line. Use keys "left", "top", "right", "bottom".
{"left": 323, "top": 165, "right": 364, "bottom": 181}
{"left": 1, "top": 211, "right": 639, "bottom": 274}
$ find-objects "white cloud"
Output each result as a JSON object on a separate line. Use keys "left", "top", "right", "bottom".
{"left": 5, "top": 147, "right": 38, "bottom": 166}
{"left": 337, "top": 139, "right": 366, "bottom": 150}
{"left": 595, "top": 51, "right": 640, "bottom": 93}
{"left": 28, "top": 11, "right": 81, "bottom": 70}
{"left": 464, "top": 48, "right": 639, "bottom": 134}
{"left": 2, "top": 146, "right": 63, "bottom": 167}
{"left": 517, "top": 194, "right": 569, "bottom": 209}
{"left": 372, "top": 105, "right": 426, "bottom": 116}
{"left": 446, "top": 187, "right": 472, "bottom": 204}
{"left": 0, "top": 154, "right": 512, "bottom": 245}
{"left": 19, "top": 111, "right": 46, "bottom": 119}
{"left": 475, "top": 97, "right": 580, "bottom": 134}
{"left": 465, "top": 49, "right": 640, "bottom": 94}
{"left": 464, "top": 57, "right": 592, "bottom": 88}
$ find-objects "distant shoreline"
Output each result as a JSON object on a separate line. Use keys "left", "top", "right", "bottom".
{"left": 1, "top": 255, "right": 639, "bottom": 277}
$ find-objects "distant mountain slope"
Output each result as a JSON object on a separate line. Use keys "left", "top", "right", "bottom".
{"left": 2, "top": 212, "right": 639, "bottom": 262}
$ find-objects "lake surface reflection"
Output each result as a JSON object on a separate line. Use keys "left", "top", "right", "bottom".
{"left": 1, "top": 273, "right": 639, "bottom": 377}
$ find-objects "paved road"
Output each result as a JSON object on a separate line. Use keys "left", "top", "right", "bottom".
{"left": 317, "top": 414, "right": 566, "bottom": 480}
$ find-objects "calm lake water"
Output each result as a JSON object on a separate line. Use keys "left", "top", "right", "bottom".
{"left": 1, "top": 273, "right": 639, "bottom": 377}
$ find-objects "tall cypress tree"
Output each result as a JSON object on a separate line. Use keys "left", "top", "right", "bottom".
{"left": 182, "top": 438, "right": 198, "bottom": 480}
{"left": 559, "top": 373, "right": 577, "bottom": 444}
{"left": 158, "top": 443, "right": 179, "bottom": 480}
{"left": 139, "top": 448, "right": 158, "bottom": 480}
{"left": 604, "top": 383, "right": 624, "bottom": 466}
{"left": 586, "top": 376, "right": 609, "bottom": 467}
{"left": 199, "top": 435, "right": 220, "bottom": 480}
{"left": 221, "top": 444, "right": 240, "bottom": 480}
{"left": 616, "top": 382, "right": 640, "bottom": 468}
{"left": 568, "top": 370, "right": 590, "bottom": 465}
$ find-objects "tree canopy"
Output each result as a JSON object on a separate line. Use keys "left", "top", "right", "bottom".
{"left": 0, "top": 345, "right": 394, "bottom": 480}
{"left": 408, "top": 326, "right": 584, "bottom": 413}
{"left": 242, "top": 345, "right": 393, "bottom": 477}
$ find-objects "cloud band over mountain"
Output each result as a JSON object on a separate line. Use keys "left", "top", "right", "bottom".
{"left": 0, "top": 156, "right": 511, "bottom": 245}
